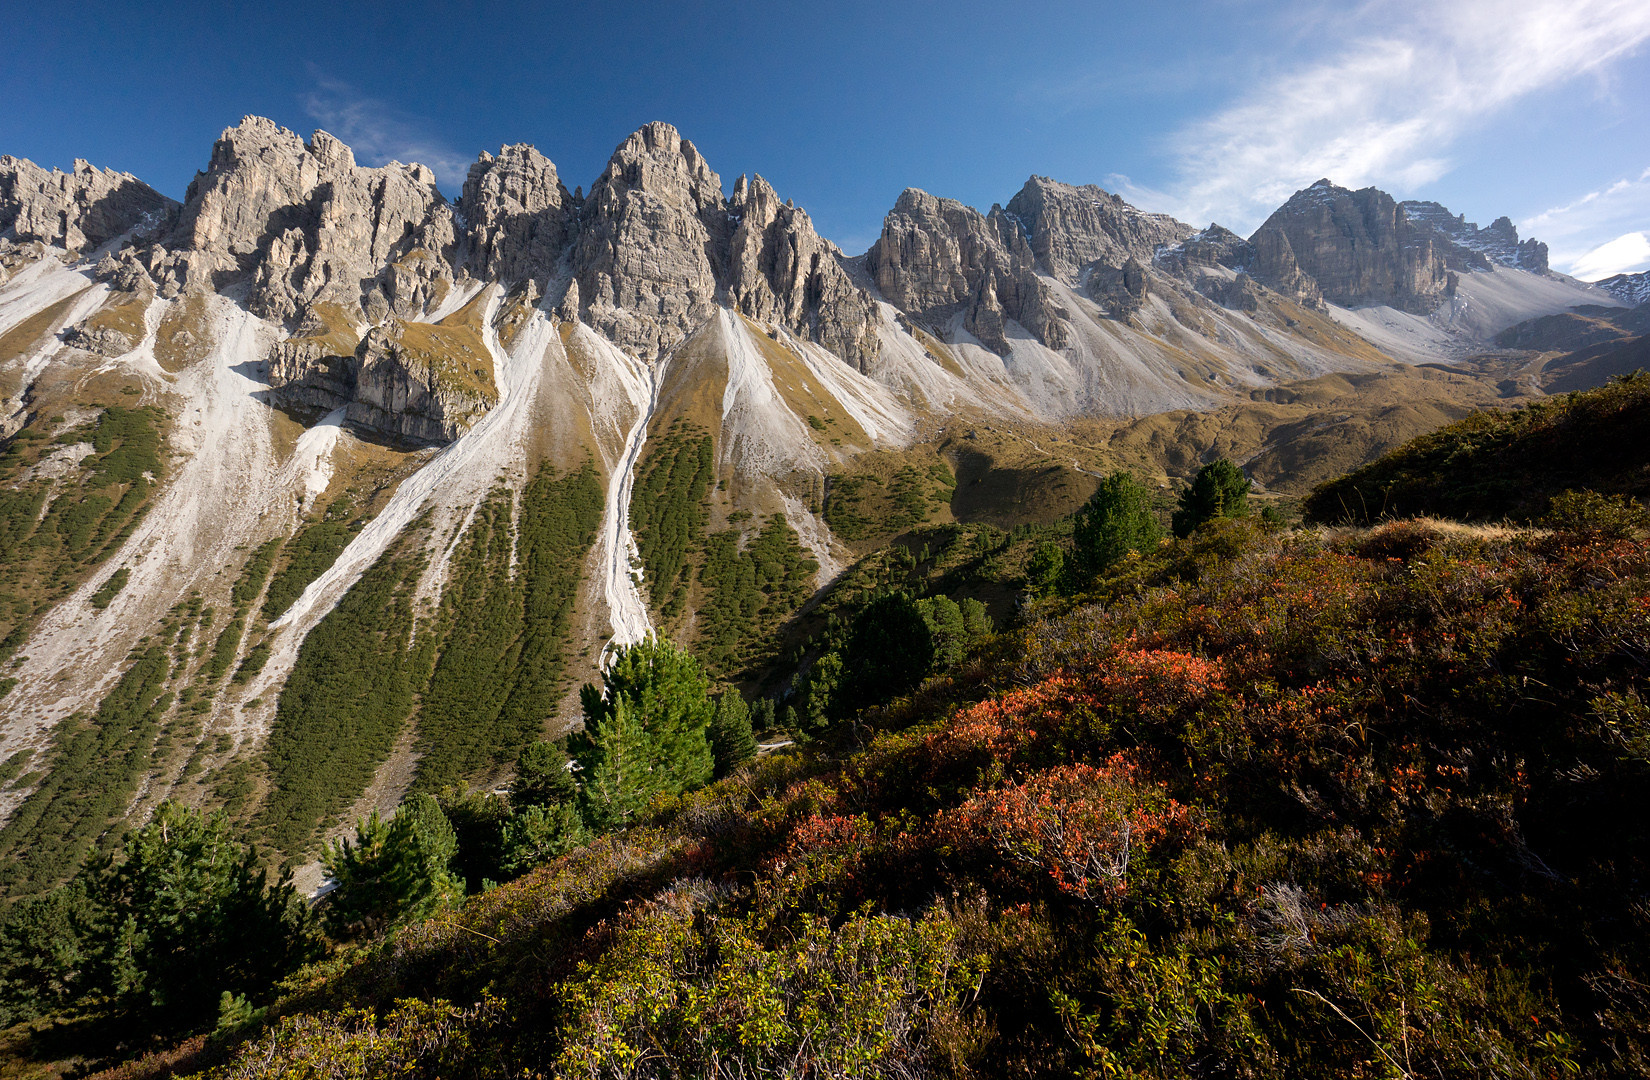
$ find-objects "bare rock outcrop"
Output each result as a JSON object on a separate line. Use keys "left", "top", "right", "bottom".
{"left": 266, "top": 303, "right": 496, "bottom": 444}
{"left": 168, "top": 117, "right": 458, "bottom": 323}
{"left": 1400, "top": 200, "right": 1549, "bottom": 273}
{"left": 1249, "top": 180, "right": 1449, "bottom": 314}
{"left": 459, "top": 144, "right": 573, "bottom": 285}
{"left": 726, "top": 174, "right": 880, "bottom": 371}
{"left": 348, "top": 320, "right": 495, "bottom": 443}
{"left": 1597, "top": 270, "right": 1650, "bottom": 308}
{"left": 1004, "top": 176, "right": 1193, "bottom": 284}
{"left": 0, "top": 156, "right": 176, "bottom": 254}
{"left": 865, "top": 188, "right": 1069, "bottom": 354}
{"left": 571, "top": 122, "right": 730, "bottom": 360}
{"left": 1086, "top": 257, "right": 1150, "bottom": 319}
{"left": 1153, "top": 226, "right": 1296, "bottom": 312}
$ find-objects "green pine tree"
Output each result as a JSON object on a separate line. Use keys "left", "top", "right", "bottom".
{"left": 1026, "top": 541, "right": 1065, "bottom": 597}
{"left": 1072, "top": 471, "right": 1163, "bottom": 580}
{"left": 322, "top": 795, "right": 462, "bottom": 938}
{"left": 917, "top": 596, "right": 968, "bottom": 670}
{"left": 499, "top": 803, "right": 589, "bottom": 875}
{"left": 82, "top": 802, "right": 316, "bottom": 1031}
{"left": 1171, "top": 458, "right": 1250, "bottom": 538}
{"left": 592, "top": 637, "right": 716, "bottom": 793}
{"left": 512, "top": 739, "right": 577, "bottom": 808}
{"left": 799, "top": 651, "right": 844, "bottom": 732}
{"left": 709, "top": 691, "right": 757, "bottom": 777}
{"left": 576, "top": 693, "right": 655, "bottom": 830}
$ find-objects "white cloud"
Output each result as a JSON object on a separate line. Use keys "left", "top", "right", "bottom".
{"left": 1156, "top": 0, "right": 1650, "bottom": 234}
{"left": 300, "top": 74, "right": 469, "bottom": 192}
{"left": 1569, "top": 231, "right": 1650, "bottom": 280}
{"left": 1520, "top": 166, "right": 1650, "bottom": 276}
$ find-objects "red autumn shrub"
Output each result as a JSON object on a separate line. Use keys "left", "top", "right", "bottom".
{"left": 922, "top": 676, "right": 1096, "bottom": 781}
{"left": 935, "top": 756, "right": 1192, "bottom": 902}
{"left": 1095, "top": 648, "right": 1224, "bottom": 714}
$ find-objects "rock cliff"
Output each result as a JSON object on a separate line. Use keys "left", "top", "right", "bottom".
{"left": 0, "top": 155, "right": 175, "bottom": 253}
{"left": 167, "top": 117, "right": 458, "bottom": 323}
{"left": 458, "top": 144, "right": 573, "bottom": 286}
{"left": 1597, "top": 270, "right": 1650, "bottom": 308}
{"left": 865, "top": 188, "right": 1069, "bottom": 353}
{"left": 1249, "top": 180, "right": 1451, "bottom": 314}
{"left": 726, "top": 173, "right": 879, "bottom": 371}
{"left": 1400, "top": 201, "right": 1549, "bottom": 273}
{"left": 265, "top": 299, "right": 497, "bottom": 444}
{"left": 1003, "top": 176, "right": 1192, "bottom": 284}
{"left": 570, "top": 122, "right": 730, "bottom": 360}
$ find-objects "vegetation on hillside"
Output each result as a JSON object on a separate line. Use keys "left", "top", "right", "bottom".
{"left": 697, "top": 514, "right": 817, "bottom": 675}
{"left": 9, "top": 378, "right": 1650, "bottom": 1076}
{"left": 630, "top": 420, "right": 714, "bottom": 621}
{"left": 262, "top": 460, "right": 604, "bottom": 851}
{"left": 14, "top": 494, "right": 1639, "bottom": 1078}
{"left": 1306, "top": 370, "right": 1650, "bottom": 524}
{"left": 259, "top": 497, "right": 367, "bottom": 623}
{"left": 0, "top": 405, "right": 166, "bottom": 661}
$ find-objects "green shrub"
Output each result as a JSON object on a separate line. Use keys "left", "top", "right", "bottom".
{"left": 1171, "top": 458, "right": 1249, "bottom": 538}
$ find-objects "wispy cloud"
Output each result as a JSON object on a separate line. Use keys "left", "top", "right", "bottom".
{"left": 1522, "top": 166, "right": 1650, "bottom": 277}
{"left": 1156, "top": 0, "right": 1650, "bottom": 234}
{"left": 300, "top": 73, "right": 469, "bottom": 191}
{"left": 1569, "top": 232, "right": 1650, "bottom": 280}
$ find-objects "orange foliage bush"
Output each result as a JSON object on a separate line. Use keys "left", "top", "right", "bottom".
{"left": 935, "top": 756, "right": 1191, "bottom": 902}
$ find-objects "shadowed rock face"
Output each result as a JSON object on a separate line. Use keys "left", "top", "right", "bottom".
{"left": 1004, "top": 176, "right": 1193, "bottom": 285}
{"left": 459, "top": 144, "right": 573, "bottom": 286}
{"left": 1249, "top": 180, "right": 1451, "bottom": 314}
{"left": 0, "top": 156, "right": 176, "bottom": 253}
{"left": 726, "top": 174, "right": 880, "bottom": 372}
{"left": 168, "top": 116, "right": 458, "bottom": 323}
{"left": 865, "top": 188, "right": 1070, "bottom": 354}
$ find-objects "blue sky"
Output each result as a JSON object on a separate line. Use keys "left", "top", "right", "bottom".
{"left": 4, "top": 0, "right": 1648, "bottom": 278}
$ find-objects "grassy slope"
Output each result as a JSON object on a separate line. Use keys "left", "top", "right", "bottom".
{"left": 1304, "top": 370, "right": 1650, "bottom": 524}
{"left": 119, "top": 511, "right": 1650, "bottom": 1080}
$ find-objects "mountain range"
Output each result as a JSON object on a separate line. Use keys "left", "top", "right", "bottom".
{"left": 0, "top": 117, "right": 1638, "bottom": 887}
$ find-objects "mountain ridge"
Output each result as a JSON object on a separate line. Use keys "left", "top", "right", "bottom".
{"left": 0, "top": 115, "right": 1632, "bottom": 887}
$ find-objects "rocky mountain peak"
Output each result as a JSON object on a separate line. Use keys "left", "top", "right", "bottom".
{"left": 1597, "top": 270, "right": 1650, "bottom": 307}
{"left": 1004, "top": 175, "right": 1194, "bottom": 284}
{"left": 0, "top": 154, "right": 176, "bottom": 253}
{"left": 459, "top": 143, "right": 572, "bottom": 284}
{"left": 1399, "top": 200, "right": 1549, "bottom": 274}
{"left": 597, "top": 121, "right": 724, "bottom": 213}
{"left": 1249, "top": 180, "right": 1450, "bottom": 314}
{"left": 866, "top": 187, "right": 1069, "bottom": 354}
{"left": 726, "top": 173, "right": 881, "bottom": 371}
{"left": 167, "top": 116, "right": 457, "bottom": 323}
{"left": 571, "top": 122, "right": 732, "bottom": 359}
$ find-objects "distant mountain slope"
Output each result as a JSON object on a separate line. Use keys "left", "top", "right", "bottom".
{"left": 1303, "top": 371, "right": 1650, "bottom": 523}
{"left": 1597, "top": 269, "right": 1650, "bottom": 307}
